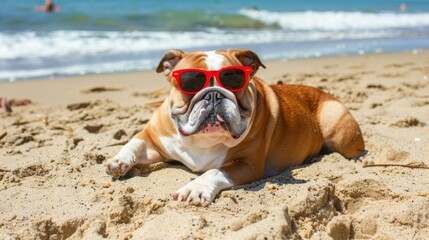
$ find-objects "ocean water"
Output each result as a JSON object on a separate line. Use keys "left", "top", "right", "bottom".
{"left": 1, "top": 0, "right": 429, "bottom": 81}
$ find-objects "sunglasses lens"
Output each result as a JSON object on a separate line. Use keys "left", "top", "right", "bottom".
{"left": 179, "top": 71, "right": 206, "bottom": 93}
{"left": 219, "top": 68, "right": 246, "bottom": 90}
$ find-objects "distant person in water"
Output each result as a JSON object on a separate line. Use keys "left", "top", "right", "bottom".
{"left": 400, "top": 3, "right": 407, "bottom": 12}
{"left": 35, "top": 0, "right": 61, "bottom": 13}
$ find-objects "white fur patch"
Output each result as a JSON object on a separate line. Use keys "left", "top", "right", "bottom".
{"left": 174, "top": 169, "right": 234, "bottom": 202}
{"left": 205, "top": 51, "right": 225, "bottom": 71}
{"left": 159, "top": 134, "right": 228, "bottom": 172}
{"left": 319, "top": 100, "right": 347, "bottom": 136}
{"left": 106, "top": 138, "right": 146, "bottom": 177}
{"left": 117, "top": 138, "right": 145, "bottom": 160}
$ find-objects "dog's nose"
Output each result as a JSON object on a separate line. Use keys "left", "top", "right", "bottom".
{"left": 203, "top": 91, "right": 225, "bottom": 106}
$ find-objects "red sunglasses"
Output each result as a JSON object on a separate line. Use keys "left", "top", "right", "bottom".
{"left": 172, "top": 66, "right": 253, "bottom": 94}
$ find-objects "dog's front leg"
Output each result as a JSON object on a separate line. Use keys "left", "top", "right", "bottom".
{"left": 172, "top": 159, "right": 263, "bottom": 204}
{"left": 106, "top": 134, "right": 162, "bottom": 178}
{"left": 172, "top": 169, "right": 233, "bottom": 204}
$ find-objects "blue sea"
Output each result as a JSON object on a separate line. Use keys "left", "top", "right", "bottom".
{"left": 1, "top": 0, "right": 429, "bottom": 81}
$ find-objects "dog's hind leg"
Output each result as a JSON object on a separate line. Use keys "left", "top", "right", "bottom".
{"left": 317, "top": 99, "right": 365, "bottom": 159}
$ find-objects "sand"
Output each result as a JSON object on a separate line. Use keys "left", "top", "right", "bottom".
{"left": 0, "top": 51, "right": 428, "bottom": 239}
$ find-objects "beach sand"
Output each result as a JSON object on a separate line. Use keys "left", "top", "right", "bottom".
{"left": 1, "top": 51, "right": 428, "bottom": 239}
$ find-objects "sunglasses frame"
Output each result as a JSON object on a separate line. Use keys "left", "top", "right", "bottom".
{"left": 172, "top": 66, "right": 253, "bottom": 95}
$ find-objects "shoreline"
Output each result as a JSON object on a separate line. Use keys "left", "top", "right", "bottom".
{"left": 1, "top": 50, "right": 428, "bottom": 108}
{"left": 1, "top": 50, "right": 428, "bottom": 239}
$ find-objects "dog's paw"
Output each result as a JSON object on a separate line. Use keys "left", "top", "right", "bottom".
{"left": 105, "top": 154, "right": 135, "bottom": 178}
{"left": 172, "top": 179, "right": 216, "bottom": 205}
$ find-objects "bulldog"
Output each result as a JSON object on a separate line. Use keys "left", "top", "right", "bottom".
{"left": 106, "top": 49, "right": 365, "bottom": 204}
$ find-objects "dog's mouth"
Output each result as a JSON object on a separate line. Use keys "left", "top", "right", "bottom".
{"left": 179, "top": 110, "right": 241, "bottom": 139}
{"left": 173, "top": 87, "right": 251, "bottom": 139}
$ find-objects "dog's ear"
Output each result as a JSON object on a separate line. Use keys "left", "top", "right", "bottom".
{"left": 228, "top": 49, "right": 266, "bottom": 75}
{"left": 156, "top": 50, "right": 186, "bottom": 75}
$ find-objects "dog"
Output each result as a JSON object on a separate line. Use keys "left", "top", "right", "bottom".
{"left": 106, "top": 49, "right": 365, "bottom": 204}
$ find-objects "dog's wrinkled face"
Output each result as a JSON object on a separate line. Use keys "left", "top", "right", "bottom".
{"left": 156, "top": 49, "right": 265, "bottom": 144}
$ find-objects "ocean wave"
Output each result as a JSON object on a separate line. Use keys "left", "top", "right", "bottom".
{"left": 239, "top": 9, "right": 429, "bottom": 30}
{"left": 0, "top": 31, "right": 233, "bottom": 60}
{"left": 2, "top": 11, "right": 279, "bottom": 31}
{"left": 6, "top": 9, "right": 429, "bottom": 32}
{"left": 1, "top": 32, "right": 429, "bottom": 81}
{"left": 141, "top": 11, "right": 280, "bottom": 30}
{"left": 0, "top": 29, "right": 405, "bottom": 60}
{"left": 0, "top": 58, "right": 155, "bottom": 81}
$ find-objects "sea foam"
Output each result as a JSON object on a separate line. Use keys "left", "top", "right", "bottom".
{"left": 239, "top": 9, "right": 429, "bottom": 30}
{"left": 0, "top": 29, "right": 400, "bottom": 61}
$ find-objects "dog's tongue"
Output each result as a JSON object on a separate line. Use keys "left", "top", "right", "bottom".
{"left": 216, "top": 114, "right": 225, "bottom": 123}
{"left": 180, "top": 114, "right": 241, "bottom": 139}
